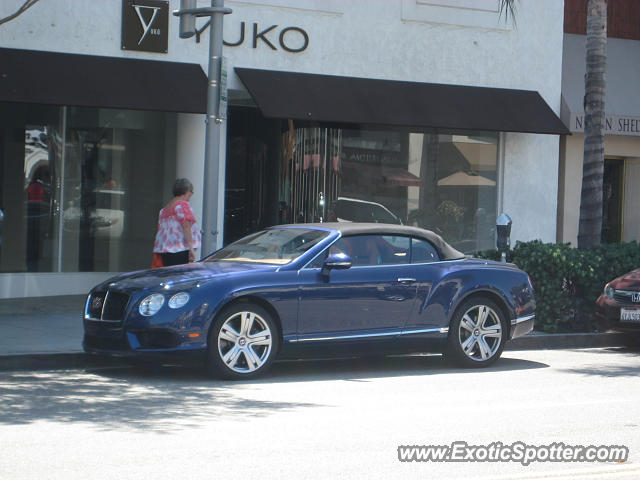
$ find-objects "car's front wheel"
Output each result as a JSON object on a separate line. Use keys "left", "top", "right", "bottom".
{"left": 446, "top": 296, "right": 507, "bottom": 367}
{"left": 207, "top": 303, "right": 279, "bottom": 379}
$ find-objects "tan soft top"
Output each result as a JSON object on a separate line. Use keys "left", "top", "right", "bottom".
{"left": 276, "top": 222, "right": 466, "bottom": 261}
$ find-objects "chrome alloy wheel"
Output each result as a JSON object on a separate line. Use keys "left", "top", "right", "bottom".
{"left": 217, "top": 311, "right": 273, "bottom": 373}
{"left": 457, "top": 305, "right": 503, "bottom": 361}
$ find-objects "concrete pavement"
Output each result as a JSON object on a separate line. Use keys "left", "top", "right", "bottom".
{"left": 0, "top": 294, "right": 629, "bottom": 371}
{"left": 2, "top": 348, "right": 639, "bottom": 480}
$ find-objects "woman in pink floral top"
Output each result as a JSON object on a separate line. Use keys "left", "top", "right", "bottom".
{"left": 153, "top": 178, "right": 202, "bottom": 266}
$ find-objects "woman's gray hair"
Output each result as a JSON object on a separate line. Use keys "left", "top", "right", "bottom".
{"left": 172, "top": 178, "right": 193, "bottom": 197}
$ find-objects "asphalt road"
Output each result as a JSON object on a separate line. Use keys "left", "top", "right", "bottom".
{"left": 1, "top": 347, "right": 639, "bottom": 480}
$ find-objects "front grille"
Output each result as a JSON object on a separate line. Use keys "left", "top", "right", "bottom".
{"left": 613, "top": 290, "right": 640, "bottom": 305}
{"left": 103, "top": 291, "right": 130, "bottom": 320}
{"left": 86, "top": 290, "right": 130, "bottom": 324}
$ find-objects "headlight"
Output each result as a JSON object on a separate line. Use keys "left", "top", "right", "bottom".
{"left": 168, "top": 292, "right": 190, "bottom": 309}
{"left": 604, "top": 284, "right": 615, "bottom": 299}
{"left": 139, "top": 293, "right": 165, "bottom": 316}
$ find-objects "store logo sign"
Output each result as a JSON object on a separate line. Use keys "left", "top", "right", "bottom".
{"left": 224, "top": 22, "right": 309, "bottom": 53}
{"left": 121, "top": 0, "right": 169, "bottom": 53}
{"left": 134, "top": 5, "right": 161, "bottom": 45}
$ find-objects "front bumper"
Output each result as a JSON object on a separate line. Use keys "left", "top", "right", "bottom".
{"left": 83, "top": 321, "right": 208, "bottom": 355}
{"left": 510, "top": 314, "right": 535, "bottom": 339}
{"left": 83, "top": 287, "right": 212, "bottom": 357}
{"left": 596, "top": 295, "right": 640, "bottom": 332}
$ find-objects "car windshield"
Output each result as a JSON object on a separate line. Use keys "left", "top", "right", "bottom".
{"left": 205, "top": 228, "right": 329, "bottom": 265}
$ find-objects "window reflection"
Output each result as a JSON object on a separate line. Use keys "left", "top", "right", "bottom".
{"left": 414, "top": 131, "right": 499, "bottom": 252}
{"left": 280, "top": 127, "right": 498, "bottom": 253}
{"left": 59, "top": 108, "right": 172, "bottom": 272}
{"left": 24, "top": 125, "right": 54, "bottom": 271}
{"left": 1, "top": 103, "right": 175, "bottom": 273}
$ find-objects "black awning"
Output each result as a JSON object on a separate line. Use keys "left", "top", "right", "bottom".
{"left": 235, "top": 68, "right": 569, "bottom": 135}
{"left": 0, "top": 48, "right": 207, "bottom": 113}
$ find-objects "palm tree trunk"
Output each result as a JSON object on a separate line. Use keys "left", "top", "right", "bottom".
{"left": 578, "top": 0, "right": 607, "bottom": 249}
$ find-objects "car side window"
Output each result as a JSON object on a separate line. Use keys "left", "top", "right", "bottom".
{"left": 335, "top": 235, "right": 410, "bottom": 266}
{"left": 378, "top": 236, "right": 410, "bottom": 264}
{"left": 411, "top": 238, "right": 440, "bottom": 263}
{"left": 307, "top": 234, "right": 416, "bottom": 268}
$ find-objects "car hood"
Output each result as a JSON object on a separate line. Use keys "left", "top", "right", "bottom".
{"left": 99, "top": 261, "right": 281, "bottom": 291}
{"left": 609, "top": 268, "right": 640, "bottom": 290}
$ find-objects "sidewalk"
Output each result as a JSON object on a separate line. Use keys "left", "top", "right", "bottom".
{"left": 0, "top": 295, "right": 629, "bottom": 371}
{"left": 0, "top": 295, "right": 85, "bottom": 355}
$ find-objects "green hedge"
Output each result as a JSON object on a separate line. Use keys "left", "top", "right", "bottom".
{"left": 475, "top": 241, "right": 640, "bottom": 333}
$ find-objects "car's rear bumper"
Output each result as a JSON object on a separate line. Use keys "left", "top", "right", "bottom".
{"left": 510, "top": 314, "right": 535, "bottom": 339}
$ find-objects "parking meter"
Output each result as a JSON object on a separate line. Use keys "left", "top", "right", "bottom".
{"left": 496, "top": 213, "right": 512, "bottom": 262}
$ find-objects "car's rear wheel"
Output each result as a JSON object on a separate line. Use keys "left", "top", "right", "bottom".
{"left": 207, "top": 303, "right": 279, "bottom": 379}
{"left": 446, "top": 296, "right": 507, "bottom": 367}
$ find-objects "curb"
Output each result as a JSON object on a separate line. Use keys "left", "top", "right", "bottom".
{"left": 0, "top": 332, "right": 630, "bottom": 372}
{"left": 505, "top": 331, "right": 628, "bottom": 351}
{"left": 0, "top": 353, "right": 130, "bottom": 372}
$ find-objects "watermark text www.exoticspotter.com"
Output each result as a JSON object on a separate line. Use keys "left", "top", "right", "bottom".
{"left": 397, "top": 442, "right": 628, "bottom": 466}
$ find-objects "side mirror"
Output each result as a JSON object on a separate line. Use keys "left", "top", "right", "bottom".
{"left": 324, "top": 252, "right": 352, "bottom": 270}
{"left": 321, "top": 252, "right": 352, "bottom": 280}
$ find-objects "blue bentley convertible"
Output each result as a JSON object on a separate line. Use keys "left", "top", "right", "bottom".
{"left": 84, "top": 223, "right": 535, "bottom": 379}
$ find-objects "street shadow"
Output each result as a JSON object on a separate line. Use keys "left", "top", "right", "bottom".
{"left": 256, "top": 353, "right": 548, "bottom": 383}
{"left": 564, "top": 364, "right": 640, "bottom": 377}
{"left": 558, "top": 346, "right": 640, "bottom": 377}
{"left": 577, "top": 345, "right": 640, "bottom": 354}
{"left": 0, "top": 365, "right": 319, "bottom": 432}
{"left": 90, "top": 352, "right": 548, "bottom": 385}
{"left": 0, "top": 354, "right": 546, "bottom": 431}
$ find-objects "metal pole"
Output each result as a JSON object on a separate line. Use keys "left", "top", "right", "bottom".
{"left": 201, "top": 0, "right": 225, "bottom": 254}
{"left": 56, "top": 106, "right": 67, "bottom": 272}
{"left": 174, "top": 1, "right": 231, "bottom": 254}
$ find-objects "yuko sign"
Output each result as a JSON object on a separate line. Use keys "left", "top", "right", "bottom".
{"left": 121, "top": 0, "right": 169, "bottom": 53}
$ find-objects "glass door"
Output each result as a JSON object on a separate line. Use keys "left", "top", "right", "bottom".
{"left": 602, "top": 158, "right": 623, "bottom": 243}
{"left": 0, "top": 103, "right": 63, "bottom": 273}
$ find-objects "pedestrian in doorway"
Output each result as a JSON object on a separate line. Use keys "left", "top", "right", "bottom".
{"left": 153, "top": 178, "right": 201, "bottom": 267}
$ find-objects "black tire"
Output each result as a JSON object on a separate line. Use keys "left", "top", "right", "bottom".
{"left": 446, "top": 296, "right": 507, "bottom": 368}
{"left": 206, "top": 302, "right": 279, "bottom": 380}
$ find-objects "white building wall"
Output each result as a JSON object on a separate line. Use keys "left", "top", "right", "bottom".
{"left": 503, "top": 133, "right": 560, "bottom": 243}
{"left": 0, "top": 272, "right": 118, "bottom": 298}
{"left": 176, "top": 113, "right": 206, "bottom": 243}
{"left": 0, "top": 0, "right": 564, "bottom": 103}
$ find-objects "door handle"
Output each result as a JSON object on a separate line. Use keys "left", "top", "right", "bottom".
{"left": 397, "top": 278, "right": 416, "bottom": 284}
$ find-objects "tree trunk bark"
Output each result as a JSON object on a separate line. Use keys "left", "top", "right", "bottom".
{"left": 578, "top": 0, "right": 607, "bottom": 249}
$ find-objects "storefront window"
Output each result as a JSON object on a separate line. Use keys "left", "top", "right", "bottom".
{"left": 0, "top": 103, "right": 176, "bottom": 273}
{"left": 279, "top": 126, "right": 498, "bottom": 253}
{"left": 24, "top": 123, "right": 56, "bottom": 271}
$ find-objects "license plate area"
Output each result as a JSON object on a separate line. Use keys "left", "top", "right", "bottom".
{"left": 620, "top": 308, "right": 640, "bottom": 323}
